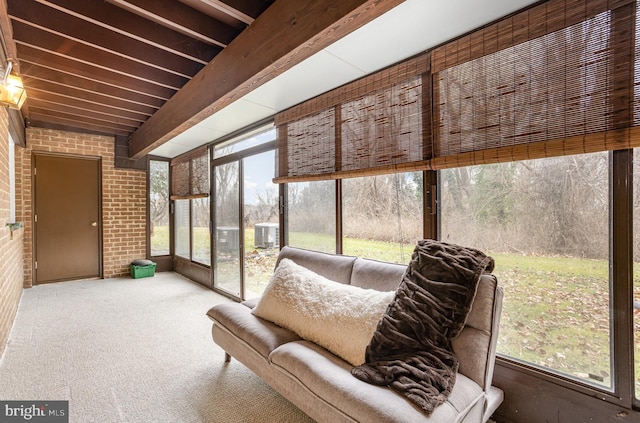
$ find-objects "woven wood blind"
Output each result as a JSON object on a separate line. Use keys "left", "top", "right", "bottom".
{"left": 283, "top": 108, "right": 336, "bottom": 178}
{"left": 431, "top": 0, "right": 638, "bottom": 168}
{"left": 275, "top": 53, "right": 430, "bottom": 182}
{"left": 341, "top": 76, "right": 424, "bottom": 172}
{"left": 170, "top": 146, "right": 210, "bottom": 199}
{"left": 274, "top": 0, "right": 640, "bottom": 182}
{"left": 171, "top": 161, "right": 190, "bottom": 197}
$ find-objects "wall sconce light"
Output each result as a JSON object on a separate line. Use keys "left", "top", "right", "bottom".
{"left": 0, "top": 60, "right": 26, "bottom": 110}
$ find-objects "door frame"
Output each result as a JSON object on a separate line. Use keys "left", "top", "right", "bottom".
{"left": 32, "top": 151, "right": 103, "bottom": 283}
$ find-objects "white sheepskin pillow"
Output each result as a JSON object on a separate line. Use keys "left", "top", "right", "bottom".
{"left": 252, "top": 258, "right": 395, "bottom": 366}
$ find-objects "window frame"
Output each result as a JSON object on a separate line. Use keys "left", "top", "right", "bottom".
{"left": 146, "top": 156, "right": 172, "bottom": 264}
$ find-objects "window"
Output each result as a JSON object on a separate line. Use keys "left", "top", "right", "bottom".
{"left": 149, "top": 160, "right": 170, "bottom": 256}
{"left": 287, "top": 180, "right": 336, "bottom": 253}
{"left": 214, "top": 124, "right": 276, "bottom": 160}
{"left": 174, "top": 199, "right": 190, "bottom": 259}
{"left": 441, "top": 153, "right": 611, "bottom": 388}
{"left": 192, "top": 197, "right": 210, "bottom": 265}
{"left": 342, "top": 172, "right": 423, "bottom": 263}
{"left": 191, "top": 153, "right": 210, "bottom": 265}
{"left": 170, "top": 147, "right": 210, "bottom": 265}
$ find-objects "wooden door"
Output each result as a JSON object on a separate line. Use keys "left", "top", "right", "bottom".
{"left": 34, "top": 154, "right": 101, "bottom": 283}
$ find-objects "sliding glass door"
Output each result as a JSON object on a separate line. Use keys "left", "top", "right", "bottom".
{"left": 214, "top": 161, "right": 241, "bottom": 297}
{"left": 243, "top": 150, "right": 278, "bottom": 298}
{"left": 212, "top": 126, "right": 277, "bottom": 300}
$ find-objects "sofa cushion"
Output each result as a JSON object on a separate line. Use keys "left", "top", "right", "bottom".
{"left": 276, "top": 246, "right": 356, "bottom": 285}
{"left": 270, "top": 340, "right": 485, "bottom": 423}
{"left": 252, "top": 258, "right": 394, "bottom": 366}
{"left": 452, "top": 274, "right": 501, "bottom": 391}
{"left": 207, "top": 302, "right": 301, "bottom": 359}
{"left": 350, "top": 257, "right": 406, "bottom": 291}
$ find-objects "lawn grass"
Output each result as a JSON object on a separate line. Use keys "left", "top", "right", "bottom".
{"left": 490, "top": 252, "right": 614, "bottom": 387}
{"left": 152, "top": 226, "right": 639, "bottom": 391}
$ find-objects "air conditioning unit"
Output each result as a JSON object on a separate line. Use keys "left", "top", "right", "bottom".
{"left": 254, "top": 223, "right": 279, "bottom": 249}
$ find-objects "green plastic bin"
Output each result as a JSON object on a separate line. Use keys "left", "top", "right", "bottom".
{"left": 130, "top": 259, "right": 156, "bottom": 279}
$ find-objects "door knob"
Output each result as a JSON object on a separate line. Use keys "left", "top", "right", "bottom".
{"left": 91, "top": 222, "right": 97, "bottom": 227}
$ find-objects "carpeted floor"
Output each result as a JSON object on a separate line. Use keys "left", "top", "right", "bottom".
{"left": 0, "top": 272, "right": 315, "bottom": 422}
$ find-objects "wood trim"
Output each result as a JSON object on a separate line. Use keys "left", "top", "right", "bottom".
{"left": 128, "top": 0, "right": 404, "bottom": 159}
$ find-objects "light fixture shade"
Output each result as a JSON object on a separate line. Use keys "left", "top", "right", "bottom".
{"left": 0, "top": 73, "right": 26, "bottom": 109}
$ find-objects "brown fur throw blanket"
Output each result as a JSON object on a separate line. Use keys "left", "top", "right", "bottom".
{"left": 351, "top": 239, "right": 494, "bottom": 414}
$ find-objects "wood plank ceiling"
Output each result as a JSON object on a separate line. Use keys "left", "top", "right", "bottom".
{"left": 3, "top": 0, "right": 274, "bottom": 141}
{"left": 0, "top": 0, "right": 274, "bottom": 142}
{"left": 2, "top": 0, "right": 403, "bottom": 158}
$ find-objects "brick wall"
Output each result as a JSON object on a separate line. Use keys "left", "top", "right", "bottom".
{"left": 17, "top": 128, "right": 147, "bottom": 287}
{"left": 0, "top": 107, "right": 24, "bottom": 356}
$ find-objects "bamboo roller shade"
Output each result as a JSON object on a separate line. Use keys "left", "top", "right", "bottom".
{"left": 273, "top": 0, "right": 640, "bottom": 183}
{"left": 170, "top": 145, "right": 210, "bottom": 198}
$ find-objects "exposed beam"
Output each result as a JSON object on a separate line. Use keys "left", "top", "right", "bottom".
{"left": 28, "top": 97, "right": 143, "bottom": 128}
{"left": 16, "top": 44, "right": 176, "bottom": 100}
{"left": 29, "top": 105, "right": 139, "bottom": 132}
{"left": 26, "top": 117, "right": 127, "bottom": 137}
{"left": 28, "top": 111, "right": 132, "bottom": 135}
{"left": 106, "top": 0, "right": 241, "bottom": 47}
{"left": 0, "top": 0, "right": 18, "bottom": 66}
{"left": 8, "top": 0, "right": 204, "bottom": 78}
{"left": 22, "top": 79, "right": 157, "bottom": 116}
{"left": 129, "top": 0, "right": 405, "bottom": 158}
{"left": 26, "top": 90, "right": 150, "bottom": 122}
{"left": 21, "top": 62, "right": 166, "bottom": 109}
{"left": 36, "top": 0, "right": 218, "bottom": 64}
{"left": 208, "top": 0, "right": 274, "bottom": 20}
{"left": 198, "top": 0, "right": 255, "bottom": 25}
{"left": 11, "top": 22, "right": 189, "bottom": 90}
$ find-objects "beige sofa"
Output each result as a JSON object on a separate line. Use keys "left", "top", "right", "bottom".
{"left": 207, "top": 246, "right": 504, "bottom": 423}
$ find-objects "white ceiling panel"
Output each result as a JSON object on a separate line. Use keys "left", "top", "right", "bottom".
{"left": 149, "top": 141, "right": 198, "bottom": 158}
{"left": 197, "top": 98, "right": 275, "bottom": 133}
{"left": 325, "top": 0, "right": 539, "bottom": 74}
{"left": 243, "top": 50, "right": 367, "bottom": 111}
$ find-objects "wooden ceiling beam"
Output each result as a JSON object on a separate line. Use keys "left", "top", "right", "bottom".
{"left": 22, "top": 79, "right": 157, "bottom": 116}
{"left": 197, "top": 0, "right": 255, "bottom": 25}
{"left": 207, "top": 0, "right": 273, "bottom": 20}
{"left": 17, "top": 45, "right": 176, "bottom": 101}
{"left": 11, "top": 22, "right": 188, "bottom": 90}
{"left": 28, "top": 98, "right": 143, "bottom": 128}
{"left": 8, "top": 0, "right": 204, "bottom": 78}
{"left": 29, "top": 106, "right": 139, "bottom": 132}
{"left": 106, "top": 0, "right": 241, "bottom": 47}
{"left": 21, "top": 62, "right": 166, "bottom": 109}
{"left": 129, "top": 0, "right": 405, "bottom": 159}
{"left": 36, "top": 0, "right": 218, "bottom": 64}
{"left": 27, "top": 90, "right": 150, "bottom": 122}
{"left": 27, "top": 113, "right": 132, "bottom": 136}
{"left": 0, "top": 0, "right": 18, "bottom": 66}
